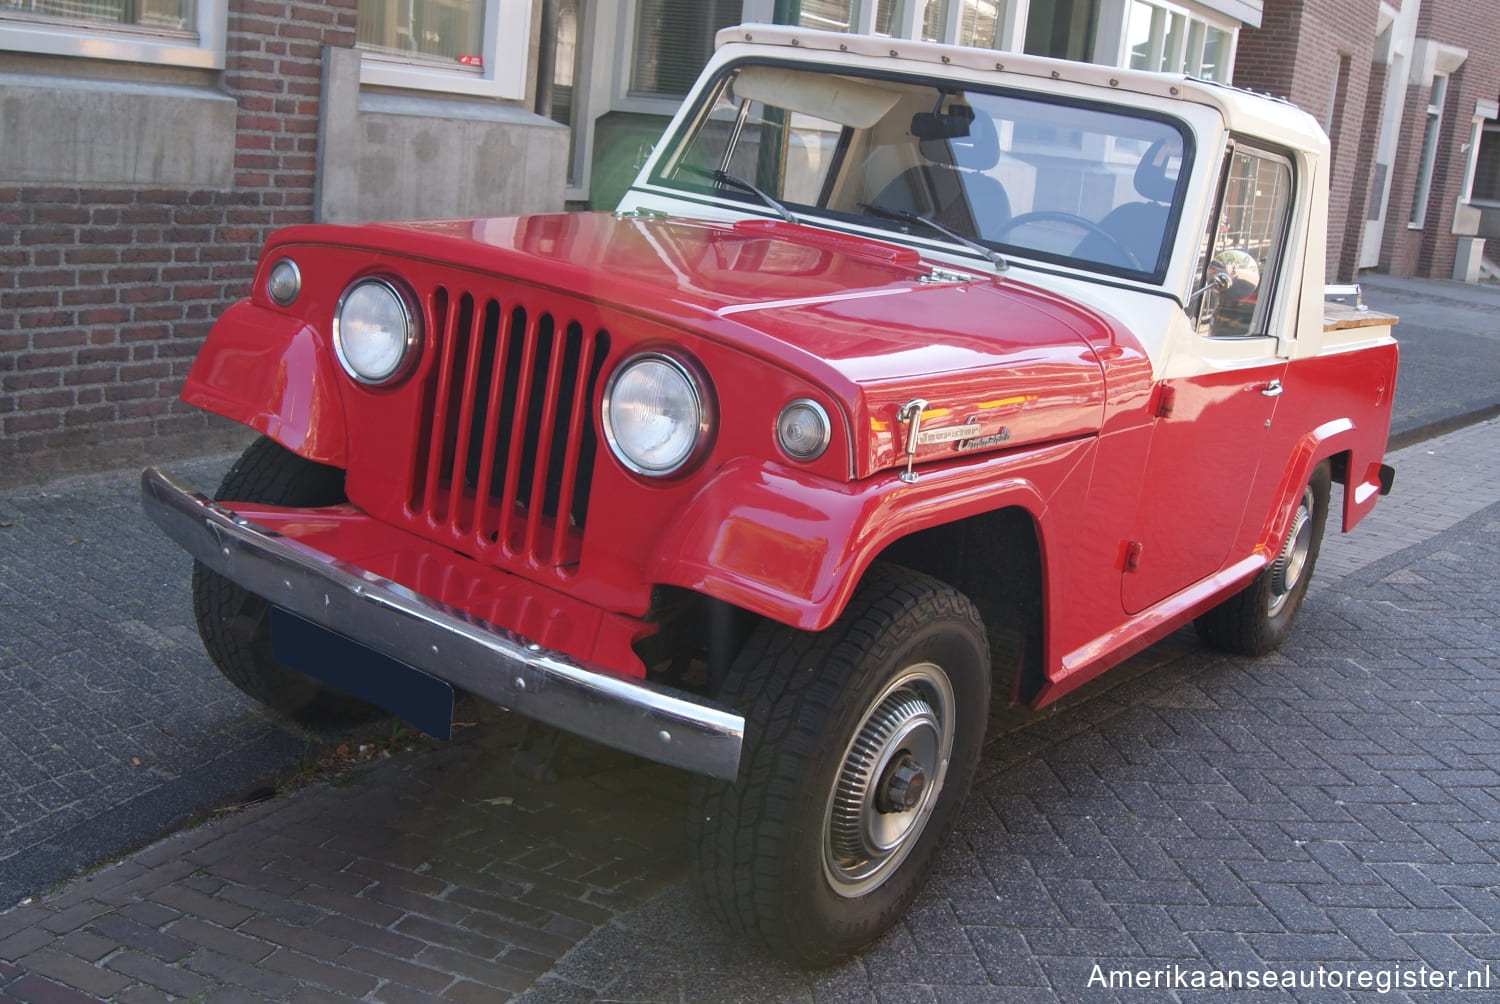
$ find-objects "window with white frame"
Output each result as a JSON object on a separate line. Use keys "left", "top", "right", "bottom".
{"left": 1409, "top": 74, "right": 1447, "bottom": 227}
{"left": 794, "top": 0, "right": 1237, "bottom": 76}
{"left": 631, "top": 0, "right": 741, "bottom": 99}
{"left": 955, "top": 0, "right": 1013, "bottom": 49}
{"left": 356, "top": 0, "right": 532, "bottom": 100}
{"left": 797, "top": 0, "right": 950, "bottom": 43}
{"left": 0, "top": 0, "right": 225, "bottom": 68}
{"left": 1024, "top": 0, "right": 1097, "bottom": 62}
{"left": 1472, "top": 120, "right": 1500, "bottom": 206}
{"left": 798, "top": 0, "right": 857, "bottom": 33}
{"left": 1126, "top": 0, "right": 1232, "bottom": 81}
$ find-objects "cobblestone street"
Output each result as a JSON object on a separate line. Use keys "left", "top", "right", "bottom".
{"left": 525, "top": 421, "right": 1500, "bottom": 1002}
{"left": 1, "top": 417, "right": 1498, "bottom": 1001}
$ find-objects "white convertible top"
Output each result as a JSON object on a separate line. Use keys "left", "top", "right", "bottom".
{"left": 714, "top": 24, "right": 1328, "bottom": 157}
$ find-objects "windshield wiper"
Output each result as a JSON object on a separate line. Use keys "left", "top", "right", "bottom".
{"left": 678, "top": 164, "right": 796, "bottom": 224}
{"left": 860, "top": 202, "right": 1007, "bottom": 270}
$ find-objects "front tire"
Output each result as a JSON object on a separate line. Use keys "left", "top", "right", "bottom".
{"left": 687, "top": 565, "right": 990, "bottom": 965}
{"left": 191, "top": 437, "right": 383, "bottom": 727}
{"left": 1195, "top": 461, "right": 1331, "bottom": 656}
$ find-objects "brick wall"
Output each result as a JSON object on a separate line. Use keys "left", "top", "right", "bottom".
{"left": 0, "top": 1, "right": 358, "bottom": 489}
{"left": 1404, "top": 0, "right": 1500, "bottom": 277}
{"left": 1233, "top": 0, "right": 1384, "bottom": 283}
{"left": 1340, "top": 55, "right": 1387, "bottom": 279}
{"left": 1379, "top": 79, "right": 1425, "bottom": 275}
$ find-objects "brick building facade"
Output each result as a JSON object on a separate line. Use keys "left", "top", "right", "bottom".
{"left": 1, "top": 0, "right": 564, "bottom": 488}
{"left": 2, "top": 2, "right": 361, "bottom": 486}
{"left": 1236, "top": 0, "right": 1500, "bottom": 283}
{"left": 1232, "top": 0, "right": 1384, "bottom": 282}
{"left": 1374, "top": 0, "right": 1499, "bottom": 280}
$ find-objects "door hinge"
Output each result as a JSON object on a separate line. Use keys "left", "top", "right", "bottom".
{"left": 1154, "top": 385, "right": 1175, "bottom": 418}
{"left": 1125, "top": 540, "right": 1144, "bottom": 572}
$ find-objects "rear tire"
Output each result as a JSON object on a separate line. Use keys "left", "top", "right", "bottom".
{"left": 687, "top": 565, "right": 989, "bottom": 965}
{"left": 191, "top": 437, "right": 382, "bottom": 727}
{"left": 1195, "top": 462, "right": 1330, "bottom": 656}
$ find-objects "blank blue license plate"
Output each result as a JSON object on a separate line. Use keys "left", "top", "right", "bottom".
{"left": 270, "top": 608, "right": 454, "bottom": 740}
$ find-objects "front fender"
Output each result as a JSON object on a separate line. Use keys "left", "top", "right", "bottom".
{"left": 181, "top": 300, "right": 349, "bottom": 467}
{"left": 649, "top": 438, "right": 1093, "bottom": 632}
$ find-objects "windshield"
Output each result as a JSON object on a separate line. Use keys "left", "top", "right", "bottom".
{"left": 650, "top": 62, "right": 1192, "bottom": 281}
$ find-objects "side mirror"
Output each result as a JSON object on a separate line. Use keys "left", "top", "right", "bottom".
{"left": 1190, "top": 269, "right": 1233, "bottom": 301}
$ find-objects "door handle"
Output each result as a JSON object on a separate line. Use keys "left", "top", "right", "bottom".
{"left": 1259, "top": 380, "right": 1283, "bottom": 397}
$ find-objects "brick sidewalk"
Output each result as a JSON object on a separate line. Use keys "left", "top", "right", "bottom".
{"left": 0, "top": 420, "right": 1497, "bottom": 1002}
{"left": 0, "top": 452, "right": 311, "bottom": 908}
{"left": 0, "top": 711, "right": 689, "bottom": 1003}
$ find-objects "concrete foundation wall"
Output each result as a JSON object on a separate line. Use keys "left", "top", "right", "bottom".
{"left": 317, "top": 47, "right": 567, "bottom": 224}
{"left": 0, "top": 73, "right": 237, "bottom": 188}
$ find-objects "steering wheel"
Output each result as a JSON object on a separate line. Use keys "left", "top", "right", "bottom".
{"left": 989, "top": 211, "right": 1145, "bottom": 271}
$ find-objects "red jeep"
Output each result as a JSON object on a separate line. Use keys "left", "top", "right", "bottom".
{"left": 146, "top": 25, "right": 1396, "bottom": 963}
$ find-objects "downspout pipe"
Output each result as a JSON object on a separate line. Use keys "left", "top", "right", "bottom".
{"left": 534, "top": 0, "right": 557, "bottom": 118}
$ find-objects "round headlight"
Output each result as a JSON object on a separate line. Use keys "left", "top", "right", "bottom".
{"left": 776, "top": 398, "right": 831, "bottom": 461}
{"left": 602, "top": 353, "right": 709, "bottom": 477}
{"left": 333, "top": 278, "right": 420, "bottom": 385}
{"left": 266, "top": 258, "right": 301, "bottom": 306}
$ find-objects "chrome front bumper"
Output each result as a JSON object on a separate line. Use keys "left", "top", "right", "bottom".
{"left": 141, "top": 468, "right": 744, "bottom": 781}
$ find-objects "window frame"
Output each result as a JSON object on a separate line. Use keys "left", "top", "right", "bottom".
{"left": 0, "top": 0, "right": 227, "bottom": 69}
{"left": 1191, "top": 137, "right": 1297, "bottom": 340}
{"left": 1468, "top": 118, "right": 1500, "bottom": 208}
{"left": 646, "top": 56, "right": 1198, "bottom": 286}
{"left": 356, "top": 0, "right": 533, "bottom": 100}
{"left": 626, "top": 0, "right": 744, "bottom": 102}
{"left": 1408, "top": 73, "right": 1447, "bottom": 229}
{"left": 1125, "top": 0, "right": 1236, "bottom": 82}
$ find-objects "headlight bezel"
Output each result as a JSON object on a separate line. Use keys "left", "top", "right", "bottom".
{"left": 331, "top": 276, "right": 423, "bottom": 387}
{"left": 600, "top": 350, "right": 715, "bottom": 479}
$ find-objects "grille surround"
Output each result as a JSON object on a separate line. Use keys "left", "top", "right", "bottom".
{"left": 406, "top": 285, "right": 610, "bottom": 580}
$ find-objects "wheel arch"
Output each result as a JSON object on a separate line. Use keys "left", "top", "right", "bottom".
{"left": 1251, "top": 416, "right": 1386, "bottom": 558}
{"left": 873, "top": 504, "right": 1048, "bottom": 705}
{"left": 648, "top": 439, "right": 1086, "bottom": 640}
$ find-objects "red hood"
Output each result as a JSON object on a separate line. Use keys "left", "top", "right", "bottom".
{"left": 268, "top": 213, "right": 1140, "bottom": 475}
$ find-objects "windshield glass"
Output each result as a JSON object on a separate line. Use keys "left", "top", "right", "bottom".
{"left": 650, "top": 62, "right": 1192, "bottom": 281}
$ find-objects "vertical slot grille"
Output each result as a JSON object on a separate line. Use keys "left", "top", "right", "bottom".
{"left": 410, "top": 286, "right": 610, "bottom": 576}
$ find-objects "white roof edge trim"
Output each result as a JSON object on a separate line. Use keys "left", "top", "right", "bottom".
{"left": 711, "top": 23, "right": 1327, "bottom": 154}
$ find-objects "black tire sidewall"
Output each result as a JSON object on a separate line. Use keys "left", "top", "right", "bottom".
{"left": 192, "top": 437, "right": 377, "bottom": 725}
{"left": 731, "top": 572, "right": 991, "bottom": 961}
{"left": 1194, "top": 460, "right": 1332, "bottom": 655}
{"left": 1260, "top": 462, "right": 1331, "bottom": 643}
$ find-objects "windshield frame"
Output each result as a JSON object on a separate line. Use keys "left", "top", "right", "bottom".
{"left": 643, "top": 57, "right": 1198, "bottom": 286}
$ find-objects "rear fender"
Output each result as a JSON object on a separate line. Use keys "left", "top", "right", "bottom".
{"left": 1251, "top": 336, "right": 1398, "bottom": 553}
{"left": 181, "top": 300, "right": 349, "bottom": 467}
{"left": 1254, "top": 416, "right": 1388, "bottom": 560}
{"left": 649, "top": 438, "right": 1091, "bottom": 632}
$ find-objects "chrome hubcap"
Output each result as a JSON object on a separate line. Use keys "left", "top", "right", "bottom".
{"left": 824, "top": 665, "right": 954, "bottom": 897}
{"left": 1268, "top": 486, "right": 1315, "bottom": 615}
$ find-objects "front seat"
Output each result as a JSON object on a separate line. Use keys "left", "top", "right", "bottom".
{"left": 872, "top": 104, "right": 1011, "bottom": 240}
{"left": 1074, "top": 136, "right": 1180, "bottom": 272}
